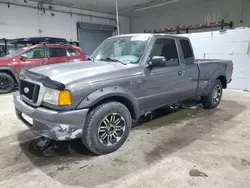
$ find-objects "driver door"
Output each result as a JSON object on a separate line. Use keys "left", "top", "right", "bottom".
{"left": 142, "top": 37, "right": 185, "bottom": 111}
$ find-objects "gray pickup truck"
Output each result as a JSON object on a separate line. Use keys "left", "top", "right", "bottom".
{"left": 14, "top": 34, "right": 233, "bottom": 155}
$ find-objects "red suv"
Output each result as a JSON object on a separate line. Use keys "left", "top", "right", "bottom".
{"left": 0, "top": 44, "right": 87, "bottom": 93}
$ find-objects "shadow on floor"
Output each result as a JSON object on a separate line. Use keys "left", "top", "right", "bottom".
{"left": 14, "top": 99, "right": 246, "bottom": 187}
{"left": 19, "top": 99, "right": 203, "bottom": 159}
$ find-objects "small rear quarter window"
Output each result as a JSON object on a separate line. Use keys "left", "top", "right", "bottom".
{"left": 180, "top": 40, "right": 194, "bottom": 59}
{"left": 67, "top": 48, "right": 79, "bottom": 56}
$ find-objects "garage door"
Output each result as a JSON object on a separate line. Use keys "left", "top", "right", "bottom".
{"left": 79, "top": 30, "right": 112, "bottom": 55}
{"left": 77, "top": 23, "right": 114, "bottom": 56}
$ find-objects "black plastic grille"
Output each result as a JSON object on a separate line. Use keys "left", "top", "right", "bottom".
{"left": 20, "top": 80, "right": 40, "bottom": 103}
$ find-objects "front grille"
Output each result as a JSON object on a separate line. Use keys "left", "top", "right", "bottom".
{"left": 20, "top": 80, "right": 40, "bottom": 104}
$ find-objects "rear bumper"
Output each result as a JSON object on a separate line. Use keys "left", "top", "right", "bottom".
{"left": 14, "top": 92, "right": 89, "bottom": 140}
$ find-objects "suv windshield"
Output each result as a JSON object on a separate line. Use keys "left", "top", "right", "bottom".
{"left": 90, "top": 35, "right": 151, "bottom": 64}
{"left": 4, "top": 48, "right": 26, "bottom": 58}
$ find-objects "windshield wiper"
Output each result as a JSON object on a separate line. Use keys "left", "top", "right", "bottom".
{"left": 100, "top": 57, "right": 126, "bottom": 65}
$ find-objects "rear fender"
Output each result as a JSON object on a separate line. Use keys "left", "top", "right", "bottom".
{"left": 77, "top": 86, "right": 140, "bottom": 119}
{"left": 203, "top": 70, "right": 226, "bottom": 95}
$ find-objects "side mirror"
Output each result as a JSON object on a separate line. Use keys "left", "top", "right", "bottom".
{"left": 19, "top": 54, "right": 28, "bottom": 61}
{"left": 147, "top": 56, "right": 166, "bottom": 68}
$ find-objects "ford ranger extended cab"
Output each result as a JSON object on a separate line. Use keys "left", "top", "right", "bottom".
{"left": 14, "top": 34, "right": 233, "bottom": 155}
{"left": 0, "top": 44, "right": 87, "bottom": 94}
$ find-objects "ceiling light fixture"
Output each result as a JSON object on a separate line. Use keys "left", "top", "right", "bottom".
{"left": 134, "top": 0, "right": 179, "bottom": 12}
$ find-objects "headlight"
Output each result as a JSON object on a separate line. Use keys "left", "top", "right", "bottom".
{"left": 43, "top": 88, "right": 72, "bottom": 106}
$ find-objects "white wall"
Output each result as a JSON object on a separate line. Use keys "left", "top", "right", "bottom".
{"left": 181, "top": 28, "right": 250, "bottom": 91}
{"left": 131, "top": 0, "right": 250, "bottom": 33}
{"left": 0, "top": 0, "right": 130, "bottom": 41}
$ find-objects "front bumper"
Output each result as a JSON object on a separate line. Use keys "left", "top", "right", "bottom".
{"left": 14, "top": 92, "right": 89, "bottom": 140}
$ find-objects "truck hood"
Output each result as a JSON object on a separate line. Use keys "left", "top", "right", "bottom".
{"left": 0, "top": 58, "right": 12, "bottom": 66}
{"left": 29, "top": 60, "right": 137, "bottom": 85}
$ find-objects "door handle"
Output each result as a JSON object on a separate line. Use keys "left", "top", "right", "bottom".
{"left": 178, "top": 70, "right": 185, "bottom": 76}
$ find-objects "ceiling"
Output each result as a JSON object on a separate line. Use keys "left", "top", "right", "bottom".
{"left": 29, "top": 0, "right": 177, "bottom": 15}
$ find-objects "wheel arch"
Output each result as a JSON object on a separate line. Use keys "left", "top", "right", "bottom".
{"left": 203, "top": 69, "right": 227, "bottom": 95}
{"left": 0, "top": 67, "right": 18, "bottom": 84}
{"left": 217, "top": 75, "right": 227, "bottom": 89}
{"left": 77, "top": 86, "right": 140, "bottom": 120}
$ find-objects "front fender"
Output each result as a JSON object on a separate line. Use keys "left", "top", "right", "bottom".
{"left": 76, "top": 86, "right": 140, "bottom": 119}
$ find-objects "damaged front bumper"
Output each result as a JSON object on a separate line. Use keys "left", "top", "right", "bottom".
{"left": 14, "top": 92, "right": 89, "bottom": 141}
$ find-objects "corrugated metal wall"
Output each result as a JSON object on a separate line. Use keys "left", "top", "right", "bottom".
{"left": 131, "top": 0, "right": 250, "bottom": 33}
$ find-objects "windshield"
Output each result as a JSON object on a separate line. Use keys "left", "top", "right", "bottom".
{"left": 90, "top": 35, "right": 151, "bottom": 64}
{"left": 4, "top": 48, "right": 26, "bottom": 58}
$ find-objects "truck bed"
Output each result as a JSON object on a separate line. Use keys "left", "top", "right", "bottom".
{"left": 196, "top": 59, "right": 232, "bottom": 64}
{"left": 195, "top": 59, "right": 233, "bottom": 95}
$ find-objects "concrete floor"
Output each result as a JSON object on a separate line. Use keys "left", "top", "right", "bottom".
{"left": 0, "top": 90, "right": 250, "bottom": 188}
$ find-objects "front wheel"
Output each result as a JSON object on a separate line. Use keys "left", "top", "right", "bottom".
{"left": 0, "top": 73, "right": 15, "bottom": 94}
{"left": 82, "top": 101, "right": 132, "bottom": 155}
{"left": 201, "top": 79, "right": 223, "bottom": 109}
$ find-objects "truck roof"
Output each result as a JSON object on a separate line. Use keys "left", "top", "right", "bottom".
{"left": 110, "top": 33, "right": 189, "bottom": 40}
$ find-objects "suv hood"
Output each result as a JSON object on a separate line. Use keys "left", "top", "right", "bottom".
{"left": 29, "top": 60, "right": 137, "bottom": 85}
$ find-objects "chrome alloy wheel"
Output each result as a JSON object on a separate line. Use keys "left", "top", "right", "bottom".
{"left": 98, "top": 113, "right": 125, "bottom": 146}
{"left": 212, "top": 85, "right": 222, "bottom": 104}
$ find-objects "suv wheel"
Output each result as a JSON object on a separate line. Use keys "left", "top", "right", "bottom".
{"left": 201, "top": 79, "right": 223, "bottom": 109}
{"left": 0, "top": 73, "right": 15, "bottom": 94}
{"left": 82, "top": 101, "right": 132, "bottom": 155}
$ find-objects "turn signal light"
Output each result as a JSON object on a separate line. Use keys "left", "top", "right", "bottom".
{"left": 59, "top": 90, "right": 72, "bottom": 106}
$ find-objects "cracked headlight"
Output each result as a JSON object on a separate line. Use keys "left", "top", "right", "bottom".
{"left": 43, "top": 88, "right": 72, "bottom": 106}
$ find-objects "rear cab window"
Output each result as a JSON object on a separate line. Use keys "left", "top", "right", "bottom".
{"left": 49, "top": 48, "right": 67, "bottom": 58}
{"left": 150, "top": 38, "right": 179, "bottom": 67}
{"left": 180, "top": 39, "right": 194, "bottom": 65}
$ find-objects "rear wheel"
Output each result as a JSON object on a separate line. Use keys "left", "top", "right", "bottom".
{"left": 201, "top": 79, "right": 223, "bottom": 109}
{"left": 82, "top": 101, "right": 132, "bottom": 155}
{"left": 0, "top": 73, "right": 15, "bottom": 94}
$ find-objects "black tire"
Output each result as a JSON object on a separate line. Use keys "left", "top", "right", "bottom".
{"left": 0, "top": 73, "right": 15, "bottom": 94}
{"left": 82, "top": 101, "right": 132, "bottom": 155}
{"left": 201, "top": 79, "right": 223, "bottom": 109}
